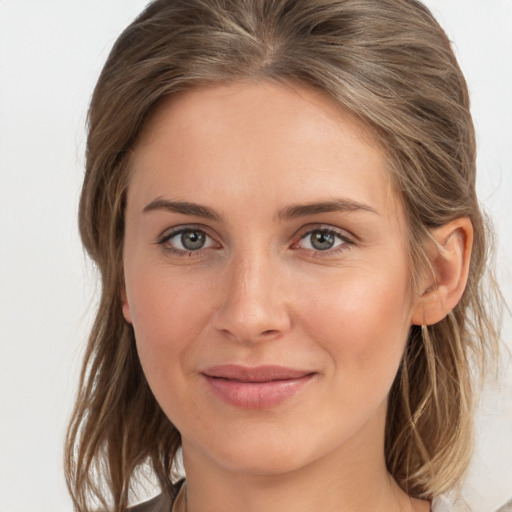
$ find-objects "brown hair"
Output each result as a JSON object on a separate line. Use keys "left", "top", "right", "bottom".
{"left": 65, "top": 0, "right": 502, "bottom": 510}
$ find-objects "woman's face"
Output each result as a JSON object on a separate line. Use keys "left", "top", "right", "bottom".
{"left": 122, "top": 82, "right": 422, "bottom": 475}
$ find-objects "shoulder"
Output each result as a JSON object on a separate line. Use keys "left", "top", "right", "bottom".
{"left": 497, "top": 498, "right": 512, "bottom": 511}
{"left": 430, "top": 495, "right": 452, "bottom": 512}
{"left": 128, "top": 493, "right": 172, "bottom": 512}
{"left": 431, "top": 495, "right": 512, "bottom": 512}
{"left": 128, "top": 480, "right": 185, "bottom": 512}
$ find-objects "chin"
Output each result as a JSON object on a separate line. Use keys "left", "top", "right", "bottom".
{"left": 210, "top": 441, "right": 313, "bottom": 476}
{"left": 183, "top": 416, "right": 340, "bottom": 478}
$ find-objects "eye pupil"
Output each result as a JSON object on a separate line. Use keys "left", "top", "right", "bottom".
{"left": 181, "top": 230, "right": 206, "bottom": 250}
{"left": 310, "top": 231, "right": 335, "bottom": 250}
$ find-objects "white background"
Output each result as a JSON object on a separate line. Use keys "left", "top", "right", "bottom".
{"left": 0, "top": 1, "right": 511, "bottom": 511}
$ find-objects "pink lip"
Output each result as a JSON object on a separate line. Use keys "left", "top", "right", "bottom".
{"left": 201, "top": 365, "right": 316, "bottom": 409}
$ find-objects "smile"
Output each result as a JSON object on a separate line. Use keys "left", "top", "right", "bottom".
{"left": 201, "top": 365, "right": 316, "bottom": 409}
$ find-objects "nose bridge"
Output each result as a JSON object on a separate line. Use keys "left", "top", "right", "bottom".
{"left": 213, "top": 245, "right": 290, "bottom": 342}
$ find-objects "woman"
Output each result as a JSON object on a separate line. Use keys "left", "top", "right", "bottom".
{"left": 65, "top": 1, "right": 504, "bottom": 511}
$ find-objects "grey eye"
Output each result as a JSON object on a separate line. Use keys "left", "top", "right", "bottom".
{"left": 180, "top": 230, "right": 207, "bottom": 250}
{"left": 298, "top": 229, "right": 345, "bottom": 252}
{"left": 309, "top": 231, "right": 336, "bottom": 250}
{"left": 161, "top": 228, "right": 216, "bottom": 252}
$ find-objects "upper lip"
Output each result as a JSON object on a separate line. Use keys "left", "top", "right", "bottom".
{"left": 201, "top": 365, "right": 315, "bottom": 383}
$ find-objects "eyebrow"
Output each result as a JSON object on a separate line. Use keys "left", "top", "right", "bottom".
{"left": 142, "top": 198, "right": 222, "bottom": 221}
{"left": 142, "top": 197, "right": 378, "bottom": 221}
{"left": 277, "top": 199, "right": 378, "bottom": 220}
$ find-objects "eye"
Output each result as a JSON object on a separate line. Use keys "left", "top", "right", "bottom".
{"left": 158, "top": 227, "right": 217, "bottom": 253}
{"left": 295, "top": 227, "right": 351, "bottom": 253}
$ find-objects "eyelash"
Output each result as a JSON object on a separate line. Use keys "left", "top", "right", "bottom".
{"left": 156, "top": 226, "right": 218, "bottom": 257}
{"left": 293, "top": 226, "right": 354, "bottom": 256}
{"left": 156, "top": 225, "right": 355, "bottom": 258}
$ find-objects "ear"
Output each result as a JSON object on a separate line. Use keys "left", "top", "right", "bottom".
{"left": 411, "top": 217, "right": 473, "bottom": 326}
{"left": 121, "top": 283, "right": 133, "bottom": 324}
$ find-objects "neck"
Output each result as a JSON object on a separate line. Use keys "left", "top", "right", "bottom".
{"left": 181, "top": 414, "right": 425, "bottom": 512}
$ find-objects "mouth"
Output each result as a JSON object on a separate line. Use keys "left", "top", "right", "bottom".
{"left": 201, "top": 365, "right": 316, "bottom": 409}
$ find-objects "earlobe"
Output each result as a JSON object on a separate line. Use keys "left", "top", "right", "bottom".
{"left": 411, "top": 217, "right": 473, "bottom": 326}
{"left": 121, "top": 285, "right": 133, "bottom": 324}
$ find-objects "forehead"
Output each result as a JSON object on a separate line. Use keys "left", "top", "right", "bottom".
{"left": 138, "top": 81, "right": 384, "bottom": 162}
{"left": 129, "top": 81, "right": 401, "bottom": 223}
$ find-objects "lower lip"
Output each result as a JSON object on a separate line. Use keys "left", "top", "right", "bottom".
{"left": 203, "top": 374, "right": 315, "bottom": 409}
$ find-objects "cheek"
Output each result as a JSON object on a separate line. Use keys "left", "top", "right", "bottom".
{"left": 297, "top": 265, "right": 413, "bottom": 385}
{"left": 125, "top": 266, "right": 211, "bottom": 385}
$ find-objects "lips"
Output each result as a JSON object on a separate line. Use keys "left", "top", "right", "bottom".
{"left": 201, "top": 365, "right": 315, "bottom": 409}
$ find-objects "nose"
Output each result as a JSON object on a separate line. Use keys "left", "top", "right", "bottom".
{"left": 212, "top": 252, "right": 292, "bottom": 344}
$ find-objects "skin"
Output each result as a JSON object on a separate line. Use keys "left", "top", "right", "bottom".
{"left": 120, "top": 81, "right": 463, "bottom": 511}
